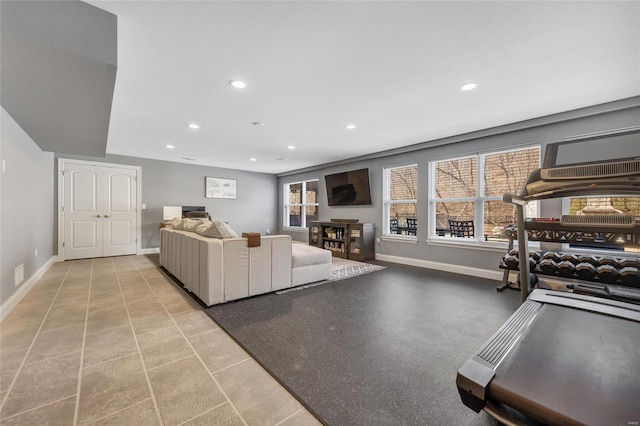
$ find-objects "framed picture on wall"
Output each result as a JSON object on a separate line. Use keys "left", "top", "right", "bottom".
{"left": 205, "top": 177, "right": 237, "bottom": 199}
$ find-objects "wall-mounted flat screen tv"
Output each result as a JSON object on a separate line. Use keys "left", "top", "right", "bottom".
{"left": 325, "top": 168, "right": 372, "bottom": 206}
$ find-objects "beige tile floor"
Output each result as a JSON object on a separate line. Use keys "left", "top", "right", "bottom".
{"left": 0, "top": 255, "right": 321, "bottom": 426}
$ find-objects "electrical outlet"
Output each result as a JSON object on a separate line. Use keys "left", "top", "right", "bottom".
{"left": 2, "top": 159, "right": 5, "bottom": 172}
{"left": 266, "top": 228, "right": 270, "bottom": 235}
{"left": 14, "top": 264, "right": 24, "bottom": 287}
{"left": 35, "top": 248, "right": 38, "bottom": 257}
{"left": 376, "top": 237, "right": 381, "bottom": 244}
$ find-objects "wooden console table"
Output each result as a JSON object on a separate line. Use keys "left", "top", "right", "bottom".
{"left": 308, "top": 221, "right": 375, "bottom": 261}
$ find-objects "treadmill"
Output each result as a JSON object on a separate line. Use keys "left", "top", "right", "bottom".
{"left": 456, "top": 129, "right": 640, "bottom": 425}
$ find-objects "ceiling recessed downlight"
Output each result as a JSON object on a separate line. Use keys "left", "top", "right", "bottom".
{"left": 252, "top": 121, "right": 264, "bottom": 126}
{"left": 230, "top": 80, "right": 247, "bottom": 89}
{"left": 345, "top": 124, "right": 357, "bottom": 130}
{"left": 187, "top": 123, "right": 200, "bottom": 129}
{"left": 166, "top": 144, "right": 175, "bottom": 149}
{"left": 287, "top": 145, "right": 295, "bottom": 150}
{"left": 460, "top": 82, "right": 478, "bottom": 91}
{"left": 250, "top": 158, "right": 257, "bottom": 162}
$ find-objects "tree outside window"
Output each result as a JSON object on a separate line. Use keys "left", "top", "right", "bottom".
{"left": 383, "top": 164, "right": 418, "bottom": 237}
{"left": 430, "top": 146, "right": 540, "bottom": 242}
{"left": 284, "top": 180, "right": 319, "bottom": 228}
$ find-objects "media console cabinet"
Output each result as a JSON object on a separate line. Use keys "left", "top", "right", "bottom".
{"left": 308, "top": 221, "right": 375, "bottom": 261}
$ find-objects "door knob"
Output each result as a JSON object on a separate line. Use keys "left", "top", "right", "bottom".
{"left": 104, "top": 215, "right": 110, "bottom": 218}
{"left": 96, "top": 214, "right": 101, "bottom": 218}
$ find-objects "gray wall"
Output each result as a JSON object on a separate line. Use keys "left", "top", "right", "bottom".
{"left": 1, "top": 0, "right": 117, "bottom": 157}
{"left": 54, "top": 154, "right": 278, "bottom": 250}
{"left": 278, "top": 102, "right": 640, "bottom": 271}
{"left": 1, "top": 108, "right": 55, "bottom": 305}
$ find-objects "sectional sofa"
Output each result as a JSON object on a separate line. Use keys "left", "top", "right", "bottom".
{"left": 160, "top": 228, "right": 332, "bottom": 306}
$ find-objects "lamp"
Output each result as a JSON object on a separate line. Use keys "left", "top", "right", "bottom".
{"left": 163, "top": 206, "right": 182, "bottom": 220}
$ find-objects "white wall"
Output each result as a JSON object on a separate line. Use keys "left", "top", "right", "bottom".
{"left": 1, "top": 107, "right": 55, "bottom": 306}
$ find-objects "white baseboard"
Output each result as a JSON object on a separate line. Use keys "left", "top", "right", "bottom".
{"left": 375, "top": 253, "right": 503, "bottom": 281}
{"left": 138, "top": 248, "right": 160, "bottom": 255}
{"left": 0, "top": 255, "right": 59, "bottom": 322}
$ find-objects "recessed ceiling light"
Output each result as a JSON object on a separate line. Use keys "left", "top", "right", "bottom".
{"left": 250, "top": 158, "right": 257, "bottom": 162}
{"left": 230, "top": 80, "right": 247, "bottom": 89}
{"left": 182, "top": 157, "right": 196, "bottom": 161}
{"left": 166, "top": 144, "right": 175, "bottom": 149}
{"left": 345, "top": 124, "right": 357, "bottom": 130}
{"left": 252, "top": 121, "right": 264, "bottom": 126}
{"left": 187, "top": 123, "right": 200, "bottom": 129}
{"left": 460, "top": 82, "right": 478, "bottom": 91}
{"left": 287, "top": 145, "right": 295, "bottom": 150}
{"left": 277, "top": 157, "right": 288, "bottom": 161}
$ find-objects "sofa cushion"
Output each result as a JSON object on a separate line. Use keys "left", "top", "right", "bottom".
{"left": 172, "top": 217, "right": 185, "bottom": 229}
{"left": 195, "top": 220, "right": 238, "bottom": 239}
{"left": 291, "top": 244, "right": 332, "bottom": 268}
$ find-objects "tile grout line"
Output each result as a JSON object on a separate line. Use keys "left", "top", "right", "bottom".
{"left": 182, "top": 326, "right": 222, "bottom": 340}
{"left": 84, "top": 323, "right": 130, "bottom": 337}
{"left": 131, "top": 259, "right": 249, "bottom": 426}
{"left": 83, "top": 397, "right": 153, "bottom": 425}
{"left": 0, "top": 261, "right": 74, "bottom": 415}
{"left": 210, "top": 357, "right": 251, "bottom": 375}
{"left": 72, "top": 259, "right": 95, "bottom": 426}
{"left": 0, "top": 394, "right": 77, "bottom": 422}
{"left": 145, "top": 353, "right": 197, "bottom": 372}
{"left": 23, "top": 349, "right": 83, "bottom": 367}
{"left": 134, "top": 324, "right": 178, "bottom": 338}
{"left": 81, "top": 350, "right": 139, "bottom": 370}
{"left": 115, "top": 257, "right": 164, "bottom": 426}
{"left": 273, "top": 407, "right": 305, "bottom": 426}
{"left": 175, "top": 401, "right": 229, "bottom": 426}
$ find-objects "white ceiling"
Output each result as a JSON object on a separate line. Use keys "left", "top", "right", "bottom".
{"left": 88, "top": 1, "right": 640, "bottom": 174}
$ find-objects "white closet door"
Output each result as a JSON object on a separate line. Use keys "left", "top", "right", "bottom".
{"left": 103, "top": 168, "right": 137, "bottom": 257}
{"left": 62, "top": 161, "right": 139, "bottom": 260}
{"left": 63, "top": 163, "right": 103, "bottom": 260}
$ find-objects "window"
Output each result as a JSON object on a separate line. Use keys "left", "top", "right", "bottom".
{"left": 383, "top": 164, "right": 418, "bottom": 237}
{"left": 284, "top": 179, "right": 319, "bottom": 228}
{"left": 429, "top": 146, "right": 540, "bottom": 243}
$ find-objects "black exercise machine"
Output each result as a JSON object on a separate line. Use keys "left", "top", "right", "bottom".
{"left": 456, "top": 129, "right": 640, "bottom": 424}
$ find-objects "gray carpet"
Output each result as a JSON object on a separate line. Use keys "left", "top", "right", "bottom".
{"left": 204, "top": 262, "right": 522, "bottom": 425}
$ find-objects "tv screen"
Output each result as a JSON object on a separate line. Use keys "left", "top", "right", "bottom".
{"left": 325, "top": 168, "right": 372, "bottom": 206}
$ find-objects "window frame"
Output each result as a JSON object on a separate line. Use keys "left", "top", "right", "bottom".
{"left": 428, "top": 145, "right": 541, "bottom": 248}
{"left": 382, "top": 163, "right": 418, "bottom": 241}
{"left": 283, "top": 179, "right": 319, "bottom": 229}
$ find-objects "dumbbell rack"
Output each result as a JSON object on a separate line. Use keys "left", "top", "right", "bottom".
{"left": 503, "top": 218, "right": 640, "bottom": 249}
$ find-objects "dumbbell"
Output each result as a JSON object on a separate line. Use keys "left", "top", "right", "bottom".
{"left": 619, "top": 267, "right": 640, "bottom": 287}
{"left": 516, "top": 272, "right": 539, "bottom": 290}
{"left": 576, "top": 262, "right": 597, "bottom": 281}
{"left": 596, "top": 264, "right": 620, "bottom": 284}
{"left": 539, "top": 258, "right": 558, "bottom": 275}
{"left": 620, "top": 259, "right": 640, "bottom": 269}
{"left": 542, "top": 251, "right": 561, "bottom": 263}
{"left": 560, "top": 253, "right": 578, "bottom": 265}
{"left": 503, "top": 251, "right": 519, "bottom": 270}
{"left": 599, "top": 257, "right": 621, "bottom": 269}
{"left": 557, "top": 260, "right": 577, "bottom": 278}
{"left": 578, "top": 255, "right": 599, "bottom": 267}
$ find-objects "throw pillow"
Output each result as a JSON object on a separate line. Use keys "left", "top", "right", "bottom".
{"left": 182, "top": 218, "right": 201, "bottom": 232}
{"left": 195, "top": 220, "right": 238, "bottom": 239}
{"left": 172, "top": 218, "right": 185, "bottom": 229}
